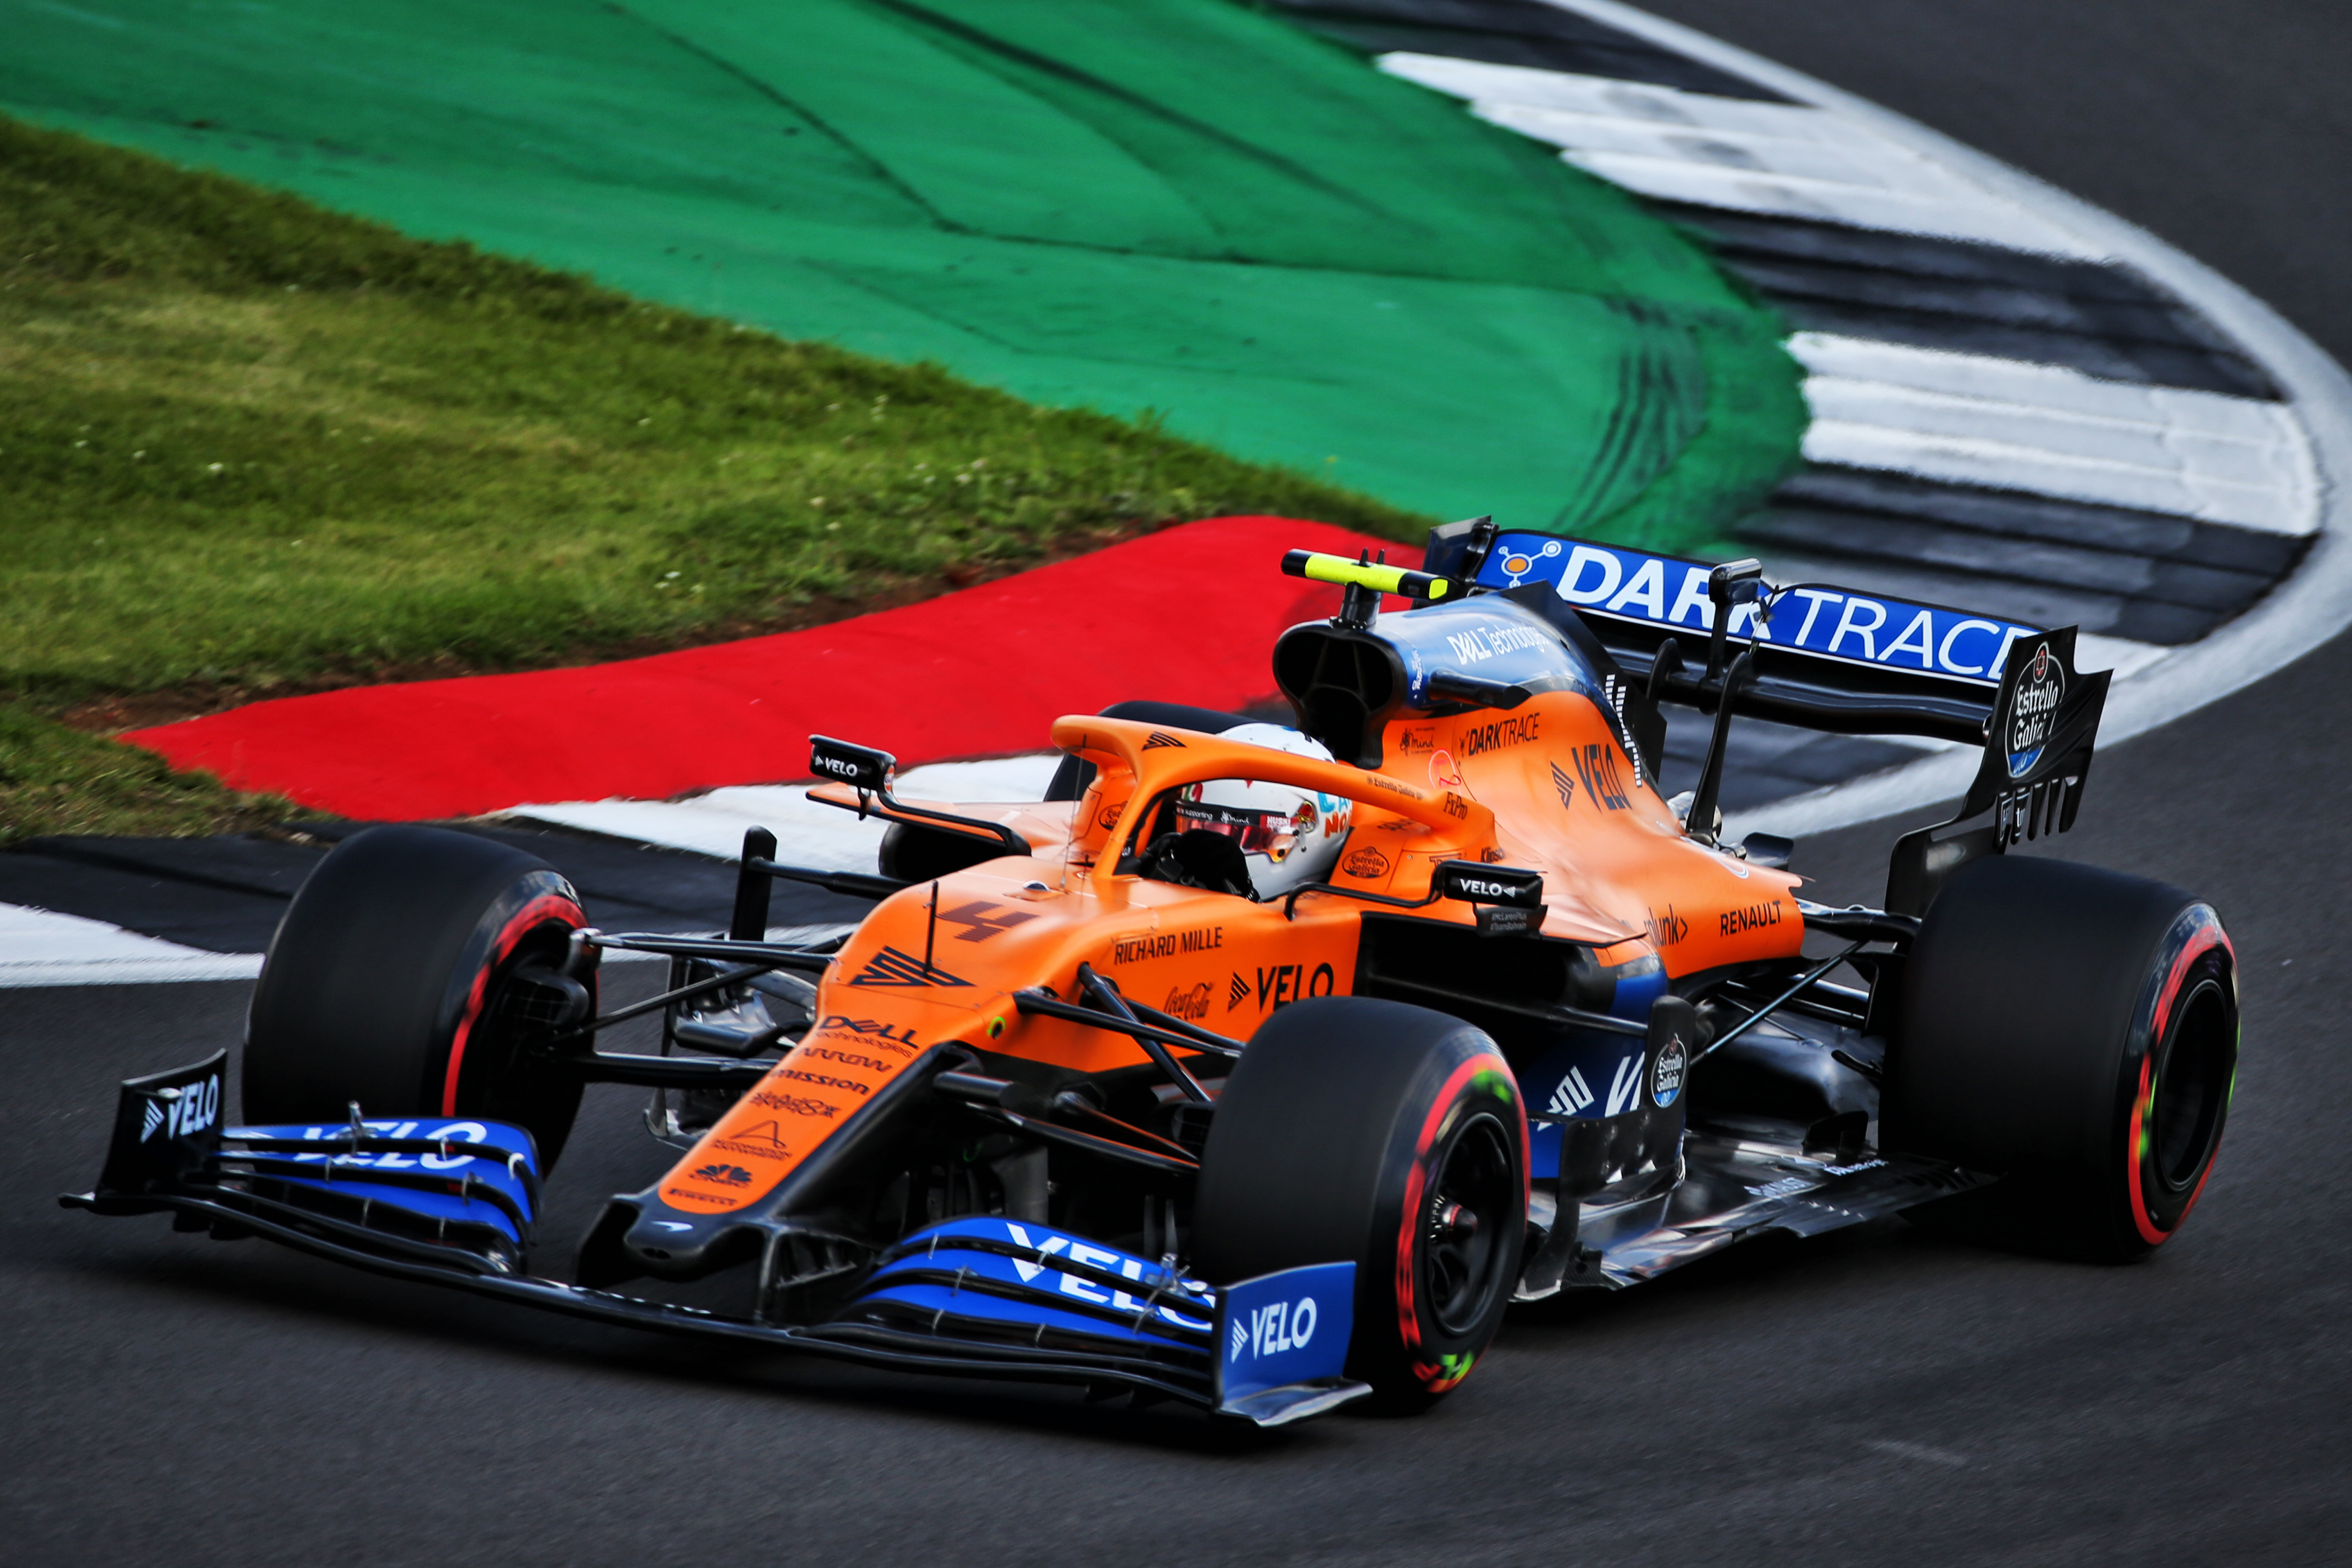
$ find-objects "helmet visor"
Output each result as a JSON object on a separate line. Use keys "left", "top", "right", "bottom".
{"left": 1171, "top": 799, "right": 1314, "bottom": 862}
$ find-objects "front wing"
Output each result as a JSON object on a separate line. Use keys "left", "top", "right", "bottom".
{"left": 61, "top": 1054, "right": 1366, "bottom": 1426}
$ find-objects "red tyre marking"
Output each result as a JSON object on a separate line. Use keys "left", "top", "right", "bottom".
{"left": 1394, "top": 1051, "right": 1515, "bottom": 1394}
{"left": 2127, "top": 915, "right": 2232, "bottom": 1246}
{"left": 440, "top": 892, "right": 585, "bottom": 1116}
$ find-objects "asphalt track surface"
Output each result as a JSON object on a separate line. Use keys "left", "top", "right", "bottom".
{"left": 7, "top": 5, "right": 2351, "bottom": 1562}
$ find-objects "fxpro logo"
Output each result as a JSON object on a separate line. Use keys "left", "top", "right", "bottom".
{"left": 1228, "top": 1294, "right": 1321, "bottom": 1363}
{"left": 140, "top": 1074, "right": 221, "bottom": 1143}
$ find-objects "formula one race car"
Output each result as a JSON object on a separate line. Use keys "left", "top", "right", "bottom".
{"left": 66, "top": 519, "right": 2240, "bottom": 1425}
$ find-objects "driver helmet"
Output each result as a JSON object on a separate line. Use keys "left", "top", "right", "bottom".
{"left": 1167, "top": 723, "right": 1352, "bottom": 900}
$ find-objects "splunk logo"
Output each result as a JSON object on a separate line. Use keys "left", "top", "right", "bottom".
{"left": 1228, "top": 1294, "right": 1322, "bottom": 1364}
{"left": 140, "top": 1073, "right": 220, "bottom": 1143}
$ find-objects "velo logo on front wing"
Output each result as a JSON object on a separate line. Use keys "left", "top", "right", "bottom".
{"left": 141, "top": 1073, "right": 221, "bottom": 1142}
{"left": 1229, "top": 1294, "right": 1321, "bottom": 1363}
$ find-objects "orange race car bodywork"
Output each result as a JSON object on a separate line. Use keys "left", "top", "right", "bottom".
{"left": 74, "top": 522, "right": 2141, "bottom": 1424}
{"left": 652, "top": 702, "right": 1801, "bottom": 1227}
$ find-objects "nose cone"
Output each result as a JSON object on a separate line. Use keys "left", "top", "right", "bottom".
{"left": 587, "top": 1193, "right": 759, "bottom": 1281}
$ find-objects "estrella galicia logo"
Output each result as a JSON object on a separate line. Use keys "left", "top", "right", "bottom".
{"left": 2006, "top": 641, "right": 2066, "bottom": 779}
{"left": 141, "top": 1073, "right": 221, "bottom": 1143}
{"left": 1651, "top": 1035, "right": 1687, "bottom": 1109}
{"left": 1229, "top": 1294, "right": 1320, "bottom": 1363}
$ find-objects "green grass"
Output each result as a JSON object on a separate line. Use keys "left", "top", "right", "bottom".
{"left": 0, "top": 704, "right": 296, "bottom": 841}
{"left": 0, "top": 116, "right": 1428, "bottom": 841}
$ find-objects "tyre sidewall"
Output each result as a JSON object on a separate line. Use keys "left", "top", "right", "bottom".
{"left": 245, "top": 827, "right": 591, "bottom": 1160}
{"left": 1372, "top": 1049, "right": 1526, "bottom": 1398}
{"left": 2116, "top": 910, "right": 2236, "bottom": 1248}
{"left": 434, "top": 870, "right": 592, "bottom": 1152}
{"left": 1192, "top": 997, "right": 1527, "bottom": 1405}
{"left": 1887, "top": 856, "right": 2237, "bottom": 1260}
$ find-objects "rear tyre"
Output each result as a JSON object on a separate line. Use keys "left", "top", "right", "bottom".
{"left": 1192, "top": 997, "right": 1527, "bottom": 1409}
{"left": 1884, "top": 855, "right": 2238, "bottom": 1262}
{"left": 244, "top": 826, "right": 593, "bottom": 1166}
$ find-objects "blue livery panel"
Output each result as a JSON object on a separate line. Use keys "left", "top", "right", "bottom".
{"left": 1213, "top": 1261, "right": 1357, "bottom": 1416}
{"left": 1475, "top": 533, "right": 2040, "bottom": 687}
{"left": 858, "top": 1216, "right": 1215, "bottom": 1343}
{"left": 227, "top": 1117, "right": 539, "bottom": 1242}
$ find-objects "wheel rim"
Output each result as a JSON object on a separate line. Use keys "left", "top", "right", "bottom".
{"left": 1420, "top": 1111, "right": 1517, "bottom": 1337}
{"left": 2151, "top": 976, "right": 2232, "bottom": 1193}
{"left": 448, "top": 914, "right": 587, "bottom": 1158}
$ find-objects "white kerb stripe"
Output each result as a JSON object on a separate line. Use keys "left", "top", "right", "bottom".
{"left": 1800, "top": 421, "right": 2312, "bottom": 534}
{"left": 1382, "top": 52, "right": 1848, "bottom": 140}
{"left": 1787, "top": 334, "right": 2302, "bottom": 444}
{"left": 1802, "top": 381, "right": 2303, "bottom": 479}
{"left": 1377, "top": 52, "right": 2107, "bottom": 259}
{"left": 1475, "top": 103, "right": 1992, "bottom": 202}
{"left": 504, "top": 754, "right": 1064, "bottom": 867}
{"left": 0, "top": 902, "right": 265, "bottom": 987}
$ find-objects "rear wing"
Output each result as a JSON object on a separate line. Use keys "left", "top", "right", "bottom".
{"left": 1424, "top": 520, "right": 2039, "bottom": 745}
{"left": 1417, "top": 519, "right": 2110, "bottom": 907}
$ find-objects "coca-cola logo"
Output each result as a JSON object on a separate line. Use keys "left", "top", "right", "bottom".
{"left": 1164, "top": 982, "right": 1213, "bottom": 1021}
{"left": 2006, "top": 642, "right": 2066, "bottom": 779}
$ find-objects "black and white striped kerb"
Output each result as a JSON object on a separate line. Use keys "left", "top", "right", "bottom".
{"left": 1272, "top": 0, "right": 2323, "bottom": 808}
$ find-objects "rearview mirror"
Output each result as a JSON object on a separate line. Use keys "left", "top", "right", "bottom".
{"left": 809, "top": 735, "right": 894, "bottom": 792}
{"left": 1434, "top": 861, "right": 1545, "bottom": 936}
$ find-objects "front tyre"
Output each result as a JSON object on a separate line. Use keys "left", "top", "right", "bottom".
{"left": 1884, "top": 855, "right": 2238, "bottom": 1262}
{"left": 244, "top": 826, "right": 593, "bottom": 1166}
{"left": 1191, "top": 997, "right": 1528, "bottom": 1408}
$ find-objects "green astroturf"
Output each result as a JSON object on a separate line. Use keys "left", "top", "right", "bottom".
{"left": 0, "top": 0, "right": 1803, "bottom": 548}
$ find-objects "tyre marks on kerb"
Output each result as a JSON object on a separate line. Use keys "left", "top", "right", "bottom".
{"left": 1346, "top": 0, "right": 2340, "bottom": 833}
